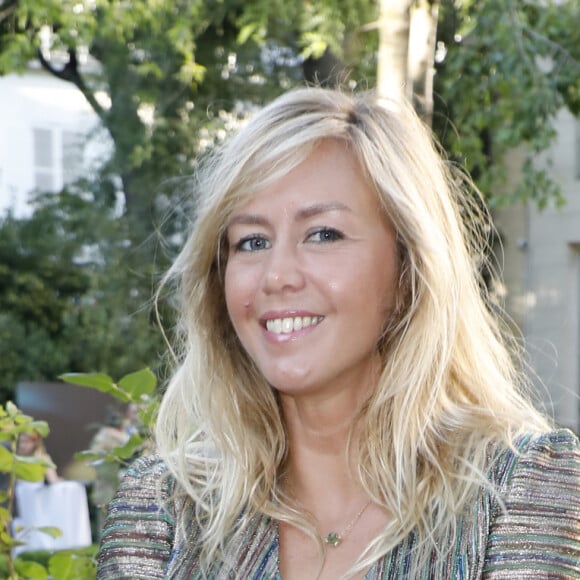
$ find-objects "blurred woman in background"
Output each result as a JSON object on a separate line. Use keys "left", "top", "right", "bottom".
{"left": 17, "top": 432, "right": 60, "bottom": 484}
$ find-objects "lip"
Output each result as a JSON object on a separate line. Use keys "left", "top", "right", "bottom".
{"left": 260, "top": 310, "right": 324, "bottom": 343}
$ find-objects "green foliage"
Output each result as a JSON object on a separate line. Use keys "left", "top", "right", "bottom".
{"left": 0, "top": 402, "right": 96, "bottom": 579}
{"left": 62, "top": 368, "right": 158, "bottom": 468}
{"left": 47, "top": 550, "right": 96, "bottom": 580}
{"left": 0, "top": 546, "right": 98, "bottom": 580}
{"left": 0, "top": 0, "right": 378, "bottom": 401}
{"left": 14, "top": 560, "right": 48, "bottom": 580}
{"left": 0, "top": 363, "right": 151, "bottom": 579}
{"left": 0, "top": 189, "right": 168, "bottom": 403}
{"left": 0, "top": 368, "right": 155, "bottom": 577}
{"left": 435, "top": 0, "right": 579, "bottom": 208}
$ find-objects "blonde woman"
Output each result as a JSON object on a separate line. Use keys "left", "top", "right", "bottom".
{"left": 97, "top": 88, "right": 580, "bottom": 579}
{"left": 16, "top": 432, "right": 60, "bottom": 484}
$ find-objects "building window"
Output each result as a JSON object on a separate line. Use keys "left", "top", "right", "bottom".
{"left": 62, "top": 131, "right": 84, "bottom": 186}
{"left": 33, "top": 128, "right": 85, "bottom": 192}
{"left": 33, "top": 128, "right": 55, "bottom": 192}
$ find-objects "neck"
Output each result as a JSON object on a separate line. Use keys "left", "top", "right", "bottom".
{"left": 279, "top": 389, "right": 369, "bottom": 507}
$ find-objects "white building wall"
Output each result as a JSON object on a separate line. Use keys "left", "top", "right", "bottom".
{"left": 525, "top": 109, "right": 580, "bottom": 431}
{"left": 497, "top": 109, "right": 580, "bottom": 432}
{"left": 0, "top": 69, "right": 104, "bottom": 217}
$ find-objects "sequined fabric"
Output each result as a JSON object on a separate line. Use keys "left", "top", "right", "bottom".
{"left": 97, "top": 429, "right": 580, "bottom": 579}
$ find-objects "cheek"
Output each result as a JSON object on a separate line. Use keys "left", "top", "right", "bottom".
{"left": 341, "top": 261, "right": 398, "bottom": 328}
{"left": 224, "top": 267, "right": 240, "bottom": 325}
{"left": 224, "top": 264, "right": 255, "bottom": 328}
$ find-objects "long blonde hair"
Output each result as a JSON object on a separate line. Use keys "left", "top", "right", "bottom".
{"left": 155, "top": 87, "right": 550, "bottom": 574}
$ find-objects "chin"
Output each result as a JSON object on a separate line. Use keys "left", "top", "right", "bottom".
{"left": 267, "top": 372, "right": 314, "bottom": 395}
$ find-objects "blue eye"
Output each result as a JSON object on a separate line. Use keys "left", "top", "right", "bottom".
{"left": 234, "top": 235, "right": 271, "bottom": 252}
{"left": 307, "top": 228, "right": 344, "bottom": 243}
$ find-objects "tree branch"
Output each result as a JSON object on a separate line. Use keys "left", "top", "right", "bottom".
{"left": 523, "top": 27, "right": 580, "bottom": 69}
{"left": 507, "top": 0, "right": 539, "bottom": 80}
{"left": 37, "top": 47, "right": 106, "bottom": 120}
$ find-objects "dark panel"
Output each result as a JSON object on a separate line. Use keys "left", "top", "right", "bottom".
{"left": 16, "top": 381, "right": 120, "bottom": 479}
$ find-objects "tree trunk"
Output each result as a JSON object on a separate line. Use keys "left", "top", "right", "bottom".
{"left": 377, "top": 0, "right": 440, "bottom": 126}
{"left": 408, "top": 0, "right": 440, "bottom": 125}
{"left": 377, "top": 0, "right": 412, "bottom": 103}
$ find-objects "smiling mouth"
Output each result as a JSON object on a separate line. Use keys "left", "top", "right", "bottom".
{"left": 265, "top": 316, "right": 324, "bottom": 335}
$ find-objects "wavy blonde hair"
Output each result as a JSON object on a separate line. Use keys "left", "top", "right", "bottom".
{"left": 155, "top": 87, "right": 550, "bottom": 575}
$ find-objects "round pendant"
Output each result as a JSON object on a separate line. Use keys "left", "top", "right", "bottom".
{"left": 325, "top": 532, "right": 342, "bottom": 547}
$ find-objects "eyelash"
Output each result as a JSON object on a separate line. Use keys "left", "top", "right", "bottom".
{"left": 306, "top": 227, "right": 344, "bottom": 243}
{"left": 233, "top": 235, "right": 270, "bottom": 252}
{"left": 231, "top": 228, "right": 344, "bottom": 252}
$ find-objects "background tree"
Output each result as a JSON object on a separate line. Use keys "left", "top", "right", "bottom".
{"left": 375, "top": 0, "right": 440, "bottom": 121}
{"left": 0, "top": 0, "right": 376, "bottom": 244}
{"left": 0, "top": 189, "right": 163, "bottom": 403}
{"left": 0, "top": 0, "right": 578, "bottom": 401}
{"left": 373, "top": 0, "right": 578, "bottom": 205}
{"left": 0, "top": 0, "right": 378, "bottom": 402}
{"left": 436, "top": 0, "right": 579, "bottom": 208}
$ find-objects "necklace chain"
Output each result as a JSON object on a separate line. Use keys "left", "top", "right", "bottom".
{"left": 323, "top": 499, "right": 372, "bottom": 548}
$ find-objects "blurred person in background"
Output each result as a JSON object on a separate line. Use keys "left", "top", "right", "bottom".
{"left": 16, "top": 432, "right": 60, "bottom": 484}
{"left": 122, "top": 402, "right": 141, "bottom": 437}
{"left": 89, "top": 408, "right": 129, "bottom": 534}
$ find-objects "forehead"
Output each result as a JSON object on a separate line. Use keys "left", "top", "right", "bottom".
{"left": 229, "top": 140, "right": 381, "bottom": 220}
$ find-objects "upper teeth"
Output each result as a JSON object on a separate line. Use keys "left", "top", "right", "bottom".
{"left": 266, "top": 316, "right": 323, "bottom": 334}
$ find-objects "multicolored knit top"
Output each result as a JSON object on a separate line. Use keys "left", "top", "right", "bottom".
{"left": 97, "top": 429, "right": 580, "bottom": 579}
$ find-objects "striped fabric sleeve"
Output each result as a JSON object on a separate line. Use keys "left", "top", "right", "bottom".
{"left": 483, "top": 429, "right": 580, "bottom": 579}
{"left": 96, "top": 454, "right": 175, "bottom": 580}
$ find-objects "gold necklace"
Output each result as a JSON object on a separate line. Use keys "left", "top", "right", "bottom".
{"left": 323, "top": 499, "right": 372, "bottom": 547}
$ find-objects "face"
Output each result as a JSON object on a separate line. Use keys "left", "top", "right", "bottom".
{"left": 224, "top": 139, "right": 400, "bottom": 398}
{"left": 17, "top": 433, "right": 38, "bottom": 456}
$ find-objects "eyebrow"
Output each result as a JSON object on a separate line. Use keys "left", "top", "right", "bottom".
{"left": 296, "top": 201, "right": 352, "bottom": 220}
{"left": 228, "top": 201, "right": 352, "bottom": 227}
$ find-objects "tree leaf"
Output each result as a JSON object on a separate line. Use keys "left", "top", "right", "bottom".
{"left": 37, "top": 525, "right": 63, "bottom": 538}
{"left": 0, "top": 445, "right": 14, "bottom": 473}
{"left": 59, "top": 373, "right": 131, "bottom": 402}
{"left": 74, "top": 450, "right": 106, "bottom": 462}
{"left": 118, "top": 368, "right": 157, "bottom": 399}
{"left": 109, "top": 433, "right": 143, "bottom": 460}
{"left": 14, "top": 457, "right": 46, "bottom": 481}
{"left": 238, "top": 22, "right": 258, "bottom": 44}
{"left": 49, "top": 551, "right": 96, "bottom": 579}
{"left": 15, "top": 559, "right": 49, "bottom": 580}
{"left": 59, "top": 372, "right": 115, "bottom": 391}
{"left": 19, "top": 420, "right": 50, "bottom": 438}
{"left": 1, "top": 530, "right": 24, "bottom": 546}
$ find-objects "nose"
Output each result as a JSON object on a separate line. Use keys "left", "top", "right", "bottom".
{"left": 262, "top": 241, "right": 306, "bottom": 295}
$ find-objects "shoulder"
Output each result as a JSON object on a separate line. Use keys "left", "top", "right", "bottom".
{"left": 104, "top": 452, "right": 175, "bottom": 519}
{"left": 483, "top": 429, "right": 580, "bottom": 578}
{"left": 97, "top": 453, "right": 177, "bottom": 580}
{"left": 491, "top": 428, "right": 580, "bottom": 489}
{"left": 110, "top": 452, "right": 175, "bottom": 507}
{"left": 122, "top": 451, "right": 172, "bottom": 482}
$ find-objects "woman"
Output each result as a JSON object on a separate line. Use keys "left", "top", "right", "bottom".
{"left": 97, "top": 88, "right": 580, "bottom": 579}
{"left": 16, "top": 432, "right": 60, "bottom": 484}
{"left": 89, "top": 408, "right": 131, "bottom": 534}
